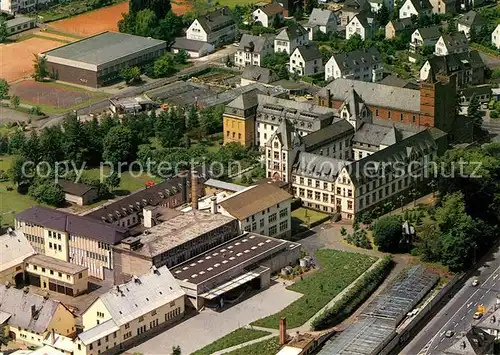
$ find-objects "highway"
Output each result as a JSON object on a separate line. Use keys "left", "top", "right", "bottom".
{"left": 401, "top": 244, "right": 500, "bottom": 355}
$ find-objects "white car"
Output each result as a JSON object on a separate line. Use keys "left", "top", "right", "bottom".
{"left": 473, "top": 312, "right": 483, "bottom": 320}
{"left": 445, "top": 330, "right": 454, "bottom": 338}
{"left": 472, "top": 279, "right": 480, "bottom": 287}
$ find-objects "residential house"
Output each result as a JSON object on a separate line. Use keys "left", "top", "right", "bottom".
{"left": 399, "top": 0, "right": 433, "bottom": 18}
{"left": 443, "top": 327, "right": 494, "bottom": 355}
{"left": 435, "top": 32, "right": 469, "bottom": 56}
{"left": 252, "top": 2, "right": 284, "bottom": 28}
{"left": 304, "top": 8, "right": 337, "bottom": 40}
{"left": 0, "top": 230, "right": 35, "bottom": 287}
{"left": 428, "top": 0, "right": 457, "bottom": 14}
{"left": 368, "top": 0, "right": 394, "bottom": 12}
{"left": 457, "top": 10, "right": 485, "bottom": 38}
{"left": 57, "top": 180, "right": 98, "bottom": 206}
{"left": 289, "top": 43, "right": 323, "bottom": 76}
{"left": 218, "top": 183, "right": 293, "bottom": 238}
{"left": 346, "top": 12, "right": 376, "bottom": 40}
{"left": 458, "top": 85, "right": 491, "bottom": 106}
{"left": 492, "top": 24, "right": 500, "bottom": 49}
{"left": 385, "top": 18, "right": 415, "bottom": 39}
{"left": 1, "top": 0, "right": 49, "bottom": 14}
{"left": 316, "top": 77, "right": 457, "bottom": 133}
{"left": 408, "top": 26, "right": 441, "bottom": 62}
{"left": 171, "top": 38, "right": 215, "bottom": 58}
{"left": 324, "top": 47, "right": 383, "bottom": 82}
{"left": 234, "top": 34, "right": 275, "bottom": 67}
{"left": 223, "top": 91, "right": 259, "bottom": 147}
{"left": 276, "top": 0, "right": 303, "bottom": 17}
{"left": 420, "top": 50, "right": 485, "bottom": 88}
{"left": 340, "top": 0, "right": 372, "bottom": 27}
{"left": 240, "top": 66, "right": 279, "bottom": 86}
{"left": 461, "top": 0, "right": 486, "bottom": 10}
{"left": 74, "top": 266, "right": 185, "bottom": 355}
{"left": 0, "top": 284, "right": 76, "bottom": 347}
{"left": 186, "top": 7, "right": 237, "bottom": 47}
{"left": 15, "top": 207, "right": 129, "bottom": 280}
{"left": 274, "top": 23, "right": 308, "bottom": 54}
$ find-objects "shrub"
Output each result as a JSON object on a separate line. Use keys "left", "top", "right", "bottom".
{"left": 491, "top": 110, "right": 499, "bottom": 119}
{"left": 311, "top": 255, "right": 393, "bottom": 330}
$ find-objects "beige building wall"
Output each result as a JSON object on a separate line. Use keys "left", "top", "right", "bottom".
{"left": 8, "top": 325, "right": 45, "bottom": 346}
{"left": 69, "top": 235, "right": 112, "bottom": 280}
{"left": 76, "top": 295, "right": 185, "bottom": 355}
{"left": 25, "top": 262, "right": 88, "bottom": 295}
{"left": 44, "top": 229, "right": 69, "bottom": 262}
{"left": 47, "top": 305, "right": 77, "bottom": 337}
{"left": 16, "top": 221, "right": 45, "bottom": 254}
{"left": 0, "top": 264, "right": 24, "bottom": 285}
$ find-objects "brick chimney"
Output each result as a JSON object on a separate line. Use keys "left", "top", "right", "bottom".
{"left": 191, "top": 171, "right": 198, "bottom": 210}
{"left": 279, "top": 317, "right": 287, "bottom": 345}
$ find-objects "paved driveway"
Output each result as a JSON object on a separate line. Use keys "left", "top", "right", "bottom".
{"left": 127, "top": 283, "right": 302, "bottom": 355}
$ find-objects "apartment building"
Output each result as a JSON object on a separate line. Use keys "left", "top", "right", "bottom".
{"left": 399, "top": 0, "right": 432, "bottom": 18}
{"left": 428, "top": 0, "right": 457, "bottom": 14}
{"left": 0, "top": 230, "right": 35, "bottom": 287}
{"left": 0, "top": 0, "right": 49, "bottom": 14}
{"left": 420, "top": 50, "right": 485, "bottom": 88}
{"left": 289, "top": 43, "right": 324, "bottom": 77}
{"left": 218, "top": 183, "right": 293, "bottom": 238}
{"left": 274, "top": 23, "right": 308, "bottom": 54}
{"left": 315, "top": 77, "right": 457, "bottom": 133}
{"left": 435, "top": 32, "right": 469, "bottom": 56}
{"left": 0, "top": 285, "right": 76, "bottom": 347}
{"left": 74, "top": 266, "right": 185, "bottom": 355}
{"left": 25, "top": 254, "right": 89, "bottom": 297}
{"left": 252, "top": 2, "right": 284, "bottom": 27}
{"left": 15, "top": 207, "right": 129, "bottom": 280}
{"left": 325, "top": 47, "right": 383, "bottom": 82}
{"left": 234, "top": 34, "right": 275, "bottom": 67}
{"left": 186, "top": 7, "right": 237, "bottom": 46}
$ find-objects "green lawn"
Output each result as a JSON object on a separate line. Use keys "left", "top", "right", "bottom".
{"left": 0, "top": 181, "right": 39, "bottom": 227}
{"left": 0, "top": 155, "right": 15, "bottom": 171}
{"left": 292, "top": 207, "right": 329, "bottom": 225}
{"left": 192, "top": 328, "right": 270, "bottom": 355}
{"left": 82, "top": 168, "right": 162, "bottom": 194}
{"left": 251, "top": 249, "right": 378, "bottom": 329}
{"left": 225, "top": 337, "right": 280, "bottom": 355}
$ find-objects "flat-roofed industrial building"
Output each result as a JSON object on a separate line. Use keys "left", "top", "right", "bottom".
{"left": 41, "top": 32, "right": 166, "bottom": 88}
{"left": 172, "top": 232, "right": 301, "bottom": 310}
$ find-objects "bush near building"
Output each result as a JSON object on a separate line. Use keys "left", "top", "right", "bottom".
{"left": 311, "top": 255, "right": 393, "bottom": 330}
{"left": 225, "top": 337, "right": 281, "bottom": 355}
{"left": 251, "top": 250, "right": 377, "bottom": 329}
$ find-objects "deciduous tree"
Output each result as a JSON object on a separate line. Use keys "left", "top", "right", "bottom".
{"left": 10, "top": 94, "right": 20, "bottom": 108}
{"left": 32, "top": 54, "right": 48, "bottom": 82}
{"left": 372, "top": 215, "right": 403, "bottom": 252}
{"left": 0, "top": 18, "right": 7, "bottom": 43}
{"left": 0, "top": 78, "right": 8, "bottom": 98}
{"left": 103, "top": 126, "right": 134, "bottom": 166}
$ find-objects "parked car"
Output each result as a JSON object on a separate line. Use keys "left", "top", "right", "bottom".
{"left": 473, "top": 312, "right": 483, "bottom": 320}
{"left": 472, "top": 279, "right": 480, "bottom": 287}
{"left": 445, "top": 330, "right": 454, "bottom": 338}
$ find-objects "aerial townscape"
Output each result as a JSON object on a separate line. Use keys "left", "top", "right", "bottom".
{"left": 1, "top": 0, "right": 500, "bottom": 353}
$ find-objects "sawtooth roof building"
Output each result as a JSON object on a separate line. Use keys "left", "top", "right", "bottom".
{"left": 42, "top": 32, "right": 167, "bottom": 88}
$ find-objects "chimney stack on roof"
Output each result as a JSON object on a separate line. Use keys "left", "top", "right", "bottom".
{"left": 210, "top": 196, "right": 217, "bottom": 214}
{"left": 191, "top": 171, "right": 199, "bottom": 210}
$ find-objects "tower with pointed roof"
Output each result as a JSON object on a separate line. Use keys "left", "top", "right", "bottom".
{"left": 338, "top": 89, "right": 372, "bottom": 131}
{"left": 265, "top": 118, "right": 305, "bottom": 183}
{"left": 223, "top": 91, "right": 259, "bottom": 147}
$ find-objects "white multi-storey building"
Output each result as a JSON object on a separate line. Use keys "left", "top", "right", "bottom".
{"left": 346, "top": 13, "right": 375, "bottom": 40}
{"left": 186, "top": 7, "right": 237, "bottom": 46}
{"left": 289, "top": 43, "right": 323, "bottom": 76}
{"left": 435, "top": 32, "right": 469, "bottom": 56}
{"left": 325, "top": 47, "right": 383, "bottom": 82}
{"left": 399, "top": 0, "right": 432, "bottom": 18}
{"left": 234, "top": 34, "right": 274, "bottom": 67}
{"left": 252, "top": 2, "right": 284, "bottom": 28}
{"left": 274, "top": 23, "right": 308, "bottom": 54}
{"left": 304, "top": 8, "right": 338, "bottom": 40}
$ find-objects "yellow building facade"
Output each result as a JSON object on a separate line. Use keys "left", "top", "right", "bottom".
{"left": 223, "top": 91, "right": 259, "bottom": 147}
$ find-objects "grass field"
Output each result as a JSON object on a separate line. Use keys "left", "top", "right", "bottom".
{"left": 251, "top": 249, "right": 378, "bottom": 329}
{"left": 292, "top": 208, "right": 329, "bottom": 225}
{"left": 225, "top": 337, "right": 280, "bottom": 355}
{"left": 82, "top": 168, "right": 162, "bottom": 194}
{"left": 192, "top": 329, "right": 270, "bottom": 355}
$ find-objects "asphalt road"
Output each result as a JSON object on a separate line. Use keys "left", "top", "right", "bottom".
{"left": 401, "top": 245, "right": 500, "bottom": 355}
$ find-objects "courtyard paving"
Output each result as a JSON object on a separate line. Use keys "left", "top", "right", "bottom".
{"left": 127, "top": 282, "right": 302, "bottom": 355}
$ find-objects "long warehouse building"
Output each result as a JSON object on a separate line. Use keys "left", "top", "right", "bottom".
{"left": 41, "top": 31, "right": 166, "bottom": 88}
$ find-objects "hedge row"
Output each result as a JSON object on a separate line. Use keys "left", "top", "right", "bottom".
{"left": 311, "top": 255, "right": 393, "bottom": 330}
